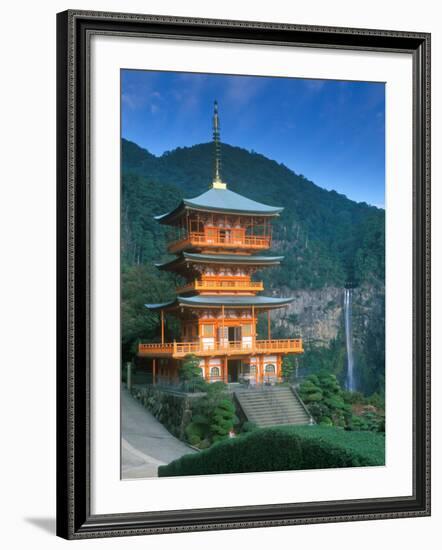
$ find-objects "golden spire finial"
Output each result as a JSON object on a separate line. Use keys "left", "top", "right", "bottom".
{"left": 212, "top": 100, "right": 226, "bottom": 190}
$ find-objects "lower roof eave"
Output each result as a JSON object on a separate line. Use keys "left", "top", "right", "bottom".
{"left": 145, "top": 296, "right": 294, "bottom": 312}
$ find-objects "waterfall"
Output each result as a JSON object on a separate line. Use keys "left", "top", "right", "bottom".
{"left": 344, "top": 288, "right": 355, "bottom": 392}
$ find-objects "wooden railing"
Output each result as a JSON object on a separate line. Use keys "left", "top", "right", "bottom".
{"left": 177, "top": 278, "right": 264, "bottom": 294}
{"left": 138, "top": 342, "right": 174, "bottom": 355}
{"left": 138, "top": 338, "right": 303, "bottom": 357}
{"left": 168, "top": 231, "right": 271, "bottom": 253}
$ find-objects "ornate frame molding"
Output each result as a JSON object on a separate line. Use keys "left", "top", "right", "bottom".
{"left": 56, "top": 10, "right": 430, "bottom": 539}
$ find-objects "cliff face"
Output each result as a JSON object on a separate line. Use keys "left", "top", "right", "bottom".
{"left": 271, "top": 283, "right": 385, "bottom": 394}
{"left": 273, "top": 287, "right": 343, "bottom": 344}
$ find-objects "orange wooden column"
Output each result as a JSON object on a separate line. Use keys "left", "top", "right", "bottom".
{"left": 221, "top": 305, "right": 225, "bottom": 349}
{"left": 204, "top": 357, "right": 209, "bottom": 381}
{"left": 252, "top": 305, "right": 255, "bottom": 349}
{"left": 223, "top": 356, "right": 228, "bottom": 383}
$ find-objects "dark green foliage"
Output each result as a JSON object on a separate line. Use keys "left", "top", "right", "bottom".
{"left": 210, "top": 399, "right": 236, "bottom": 442}
{"left": 299, "top": 372, "right": 351, "bottom": 428}
{"left": 347, "top": 409, "right": 385, "bottom": 432}
{"left": 185, "top": 421, "right": 206, "bottom": 446}
{"left": 121, "top": 264, "right": 176, "bottom": 362}
{"left": 343, "top": 390, "right": 385, "bottom": 410}
{"left": 298, "top": 373, "right": 384, "bottom": 431}
{"left": 184, "top": 382, "right": 237, "bottom": 447}
{"left": 240, "top": 421, "right": 258, "bottom": 434}
{"left": 158, "top": 425, "right": 385, "bottom": 477}
{"left": 297, "top": 339, "right": 347, "bottom": 382}
{"left": 121, "top": 171, "right": 182, "bottom": 266}
{"left": 354, "top": 292, "right": 385, "bottom": 396}
{"left": 281, "top": 355, "right": 296, "bottom": 382}
{"left": 178, "top": 354, "right": 207, "bottom": 392}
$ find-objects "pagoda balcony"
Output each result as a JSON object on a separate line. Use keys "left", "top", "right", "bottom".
{"left": 177, "top": 278, "right": 264, "bottom": 294}
{"left": 138, "top": 338, "right": 303, "bottom": 358}
{"left": 168, "top": 231, "right": 271, "bottom": 254}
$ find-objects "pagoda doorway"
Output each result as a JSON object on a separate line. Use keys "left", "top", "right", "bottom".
{"left": 227, "top": 359, "right": 241, "bottom": 383}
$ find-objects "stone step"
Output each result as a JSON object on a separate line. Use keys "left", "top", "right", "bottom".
{"left": 235, "top": 386, "right": 312, "bottom": 428}
{"left": 248, "top": 411, "right": 309, "bottom": 418}
{"left": 243, "top": 412, "right": 307, "bottom": 418}
{"left": 248, "top": 417, "right": 309, "bottom": 424}
{"left": 241, "top": 401, "right": 305, "bottom": 409}
{"left": 240, "top": 401, "right": 307, "bottom": 409}
{"left": 242, "top": 408, "right": 305, "bottom": 414}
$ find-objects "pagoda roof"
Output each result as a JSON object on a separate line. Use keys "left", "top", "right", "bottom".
{"left": 145, "top": 295, "right": 294, "bottom": 311}
{"left": 155, "top": 252, "right": 284, "bottom": 271}
{"left": 155, "top": 187, "right": 283, "bottom": 224}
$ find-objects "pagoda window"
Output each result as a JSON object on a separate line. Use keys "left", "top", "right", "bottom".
{"left": 232, "top": 228, "right": 245, "bottom": 243}
{"left": 210, "top": 367, "right": 220, "bottom": 378}
{"left": 265, "top": 364, "right": 276, "bottom": 373}
{"left": 201, "top": 324, "right": 214, "bottom": 337}
{"left": 205, "top": 227, "right": 217, "bottom": 243}
{"left": 242, "top": 324, "right": 253, "bottom": 337}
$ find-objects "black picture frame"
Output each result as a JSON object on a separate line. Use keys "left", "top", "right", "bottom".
{"left": 56, "top": 9, "right": 431, "bottom": 540}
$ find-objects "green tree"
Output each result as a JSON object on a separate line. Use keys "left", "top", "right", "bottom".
{"left": 299, "top": 373, "right": 351, "bottom": 427}
{"left": 210, "top": 399, "right": 236, "bottom": 442}
{"left": 282, "top": 355, "right": 296, "bottom": 382}
{"left": 178, "top": 354, "right": 206, "bottom": 392}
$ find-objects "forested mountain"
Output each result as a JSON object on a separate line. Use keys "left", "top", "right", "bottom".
{"left": 121, "top": 138, "right": 385, "bottom": 395}
{"left": 122, "top": 138, "right": 384, "bottom": 288}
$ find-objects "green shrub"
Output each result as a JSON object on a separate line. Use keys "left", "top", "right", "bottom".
{"left": 179, "top": 354, "right": 207, "bottom": 392}
{"left": 241, "top": 421, "right": 258, "bottom": 433}
{"left": 158, "top": 426, "right": 385, "bottom": 477}
{"left": 185, "top": 421, "right": 206, "bottom": 445}
{"left": 299, "top": 372, "right": 375, "bottom": 431}
{"left": 282, "top": 355, "right": 296, "bottom": 382}
{"left": 319, "top": 416, "right": 333, "bottom": 426}
{"left": 348, "top": 415, "right": 367, "bottom": 431}
{"left": 210, "top": 399, "right": 236, "bottom": 442}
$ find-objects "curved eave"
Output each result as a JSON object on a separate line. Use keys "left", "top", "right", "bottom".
{"left": 183, "top": 202, "right": 283, "bottom": 217}
{"left": 154, "top": 205, "right": 282, "bottom": 226}
{"left": 183, "top": 252, "right": 284, "bottom": 266}
{"left": 178, "top": 295, "right": 294, "bottom": 309}
{"left": 154, "top": 189, "right": 283, "bottom": 225}
{"left": 154, "top": 204, "right": 186, "bottom": 225}
{"left": 145, "top": 295, "right": 294, "bottom": 312}
{"left": 144, "top": 300, "right": 176, "bottom": 311}
{"left": 155, "top": 252, "right": 284, "bottom": 272}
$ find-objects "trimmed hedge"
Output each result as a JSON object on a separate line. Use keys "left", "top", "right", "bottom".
{"left": 158, "top": 425, "right": 385, "bottom": 477}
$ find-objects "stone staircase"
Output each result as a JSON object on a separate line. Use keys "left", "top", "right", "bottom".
{"left": 234, "top": 386, "right": 312, "bottom": 428}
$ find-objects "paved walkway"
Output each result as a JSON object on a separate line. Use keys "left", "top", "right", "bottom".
{"left": 121, "top": 387, "right": 196, "bottom": 479}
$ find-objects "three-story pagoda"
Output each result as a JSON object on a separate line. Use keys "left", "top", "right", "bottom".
{"left": 138, "top": 101, "right": 303, "bottom": 385}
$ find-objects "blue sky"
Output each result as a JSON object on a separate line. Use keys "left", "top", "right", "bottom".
{"left": 122, "top": 70, "right": 385, "bottom": 207}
